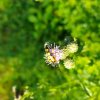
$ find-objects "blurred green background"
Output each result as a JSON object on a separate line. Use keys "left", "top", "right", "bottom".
{"left": 0, "top": 0, "right": 100, "bottom": 100}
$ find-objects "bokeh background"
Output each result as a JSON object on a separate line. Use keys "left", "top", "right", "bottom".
{"left": 0, "top": 0, "right": 100, "bottom": 100}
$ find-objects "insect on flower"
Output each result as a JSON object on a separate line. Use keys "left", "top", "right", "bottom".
{"left": 44, "top": 42, "right": 63, "bottom": 66}
{"left": 44, "top": 36, "right": 79, "bottom": 69}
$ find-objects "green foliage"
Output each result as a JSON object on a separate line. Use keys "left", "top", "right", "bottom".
{"left": 0, "top": 0, "right": 100, "bottom": 100}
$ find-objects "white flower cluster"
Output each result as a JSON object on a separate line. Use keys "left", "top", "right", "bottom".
{"left": 44, "top": 41, "right": 78, "bottom": 69}
{"left": 63, "top": 59, "right": 75, "bottom": 69}
{"left": 67, "top": 42, "right": 78, "bottom": 53}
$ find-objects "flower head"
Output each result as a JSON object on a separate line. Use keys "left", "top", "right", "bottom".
{"left": 63, "top": 59, "right": 75, "bottom": 69}
{"left": 67, "top": 42, "right": 78, "bottom": 53}
{"left": 44, "top": 42, "right": 63, "bottom": 66}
